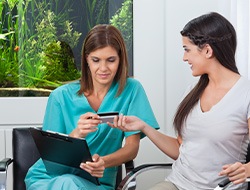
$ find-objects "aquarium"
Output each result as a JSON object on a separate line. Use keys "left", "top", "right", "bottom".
{"left": 0, "top": 0, "right": 133, "bottom": 97}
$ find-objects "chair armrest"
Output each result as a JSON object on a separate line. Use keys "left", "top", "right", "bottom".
{"left": 214, "top": 178, "right": 250, "bottom": 190}
{"left": 124, "top": 160, "right": 134, "bottom": 174}
{"left": 117, "top": 163, "right": 172, "bottom": 190}
{"left": 0, "top": 158, "right": 13, "bottom": 189}
{"left": 0, "top": 158, "right": 13, "bottom": 171}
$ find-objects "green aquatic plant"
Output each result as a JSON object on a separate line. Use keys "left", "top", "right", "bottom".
{"left": 42, "top": 40, "right": 81, "bottom": 84}
{"left": 0, "top": 0, "right": 132, "bottom": 96}
{"left": 18, "top": 2, "right": 81, "bottom": 89}
{"left": 84, "top": 0, "right": 109, "bottom": 29}
{"left": 0, "top": 0, "right": 19, "bottom": 87}
{"left": 110, "top": 0, "right": 133, "bottom": 51}
{"left": 110, "top": 0, "right": 133, "bottom": 75}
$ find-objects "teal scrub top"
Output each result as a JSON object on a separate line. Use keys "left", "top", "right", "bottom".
{"left": 25, "top": 78, "right": 159, "bottom": 190}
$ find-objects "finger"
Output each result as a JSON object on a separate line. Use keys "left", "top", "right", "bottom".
{"left": 81, "top": 112, "right": 95, "bottom": 119}
{"left": 80, "top": 162, "right": 105, "bottom": 172}
{"left": 92, "top": 154, "right": 100, "bottom": 162}
{"left": 117, "top": 113, "right": 124, "bottom": 127}
{"left": 230, "top": 177, "right": 247, "bottom": 185}
{"left": 89, "top": 170, "right": 104, "bottom": 178}
{"left": 122, "top": 115, "right": 126, "bottom": 124}
{"left": 78, "top": 118, "right": 102, "bottom": 129}
{"left": 220, "top": 162, "right": 242, "bottom": 176}
{"left": 113, "top": 115, "right": 118, "bottom": 122}
{"left": 78, "top": 120, "right": 101, "bottom": 128}
{"left": 121, "top": 115, "right": 128, "bottom": 129}
{"left": 80, "top": 113, "right": 101, "bottom": 122}
{"left": 78, "top": 125, "right": 98, "bottom": 133}
{"left": 111, "top": 116, "right": 118, "bottom": 128}
{"left": 80, "top": 164, "right": 104, "bottom": 177}
{"left": 107, "top": 122, "right": 115, "bottom": 128}
{"left": 222, "top": 164, "right": 231, "bottom": 170}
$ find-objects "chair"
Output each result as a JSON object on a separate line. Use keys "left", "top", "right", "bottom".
{"left": 0, "top": 128, "right": 135, "bottom": 190}
{"left": 118, "top": 143, "right": 250, "bottom": 190}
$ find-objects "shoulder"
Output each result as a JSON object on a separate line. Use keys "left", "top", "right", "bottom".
{"left": 239, "top": 76, "right": 250, "bottom": 87}
{"left": 118, "top": 77, "right": 148, "bottom": 98}
{"left": 237, "top": 76, "right": 250, "bottom": 97}
{"left": 49, "top": 80, "right": 81, "bottom": 99}
{"left": 125, "top": 77, "right": 144, "bottom": 89}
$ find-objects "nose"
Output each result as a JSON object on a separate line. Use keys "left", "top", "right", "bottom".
{"left": 99, "top": 61, "right": 108, "bottom": 71}
{"left": 182, "top": 53, "right": 188, "bottom": 62}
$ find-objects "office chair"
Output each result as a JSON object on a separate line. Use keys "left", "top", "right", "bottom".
{"left": 118, "top": 143, "right": 250, "bottom": 190}
{"left": 0, "top": 128, "right": 135, "bottom": 190}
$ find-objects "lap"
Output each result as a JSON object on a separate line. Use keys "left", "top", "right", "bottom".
{"left": 27, "top": 174, "right": 105, "bottom": 190}
{"left": 149, "top": 181, "right": 179, "bottom": 190}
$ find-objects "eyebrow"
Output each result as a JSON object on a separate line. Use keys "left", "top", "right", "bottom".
{"left": 90, "top": 55, "right": 118, "bottom": 58}
{"left": 89, "top": 55, "right": 118, "bottom": 59}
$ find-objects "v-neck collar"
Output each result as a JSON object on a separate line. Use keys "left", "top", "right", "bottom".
{"left": 84, "top": 82, "right": 117, "bottom": 113}
{"left": 198, "top": 76, "right": 242, "bottom": 114}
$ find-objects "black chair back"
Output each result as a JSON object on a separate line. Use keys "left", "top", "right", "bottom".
{"left": 246, "top": 143, "right": 250, "bottom": 163}
{"left": 13, "top": 128, "right": 40, "bottom": 190}
{"left": 246, "top": 143, "right": 250, "bottom": 190}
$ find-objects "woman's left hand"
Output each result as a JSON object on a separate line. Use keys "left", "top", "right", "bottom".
{"left": 219, "top": 162, "right": 249, "bottom": 184}
{"left": 80, "top": 154, "right": 105, "bottom": 178}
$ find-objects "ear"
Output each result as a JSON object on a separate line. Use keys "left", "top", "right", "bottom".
{"left": 204, "top": 44, "right": 213, "bottom": 58}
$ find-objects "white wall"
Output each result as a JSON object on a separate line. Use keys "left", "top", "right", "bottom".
{"left": 0, "top": 0, "right": 226, "bottom": 189}
{"left": 133, "top": 0, "right": 221, "bottom": 159}
{"left": 133, "top": 0, "right": 222, "bottom": 188}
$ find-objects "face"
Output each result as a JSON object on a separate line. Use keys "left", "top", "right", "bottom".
{"left": 182, "top": 36, "right": 208, "bottom": 76}
{"left": 86, "top": 46, "right": 120, "bottom": 87}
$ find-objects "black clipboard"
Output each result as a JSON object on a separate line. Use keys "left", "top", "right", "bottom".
{"left": 29, "top": 127, "right": 100, "bottom": 185}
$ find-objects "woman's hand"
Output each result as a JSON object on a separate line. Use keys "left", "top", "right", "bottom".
{"left": 219, "top": 162, "right": 249, "bottom": 185}
{"left": 80, "top": 154, "right": 105, "bottom": 178}
{"left": 70, "top": 112, "right": 101, "bottom": 138}
{"left": 110, "top": 115, "right": 147, "bottom": 132}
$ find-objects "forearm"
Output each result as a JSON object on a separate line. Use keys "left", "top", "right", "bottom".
{"left": 245, "top": 162, "right": 250, "bottom": 178}
{"left": 102, "top": 133, "right": 140, "bottom": 168}
{"left": 142, "top": 125, "right": 180, "bottom": 160}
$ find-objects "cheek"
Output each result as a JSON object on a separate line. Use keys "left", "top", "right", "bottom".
{"left": 111, "top": 63, "right": 119, "bottom": 72}
{"left": 88, "top": 64, "right": 98, "bottom": 74}
{"left": 191, "top": 53, "right": 203, "bottom": 63}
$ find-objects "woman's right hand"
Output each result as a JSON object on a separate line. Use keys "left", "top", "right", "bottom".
{"left": 80, "top": 154, "right": 105, "bottom": 178}
{"left": 70, "top": 112, "right": 101, "bottom": 138}
{"left": 111, "top": 115, "right": 148, "bottom": 132}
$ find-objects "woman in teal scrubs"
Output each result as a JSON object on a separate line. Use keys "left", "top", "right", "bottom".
{"left": 25, "top": 24, "right": 159, "bottom": 190}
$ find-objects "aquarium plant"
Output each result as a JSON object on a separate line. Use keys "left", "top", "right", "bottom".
{"left": 0, "top": 0, "right": 133, "bottom": 97}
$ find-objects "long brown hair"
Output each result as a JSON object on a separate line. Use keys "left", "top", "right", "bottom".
{"left": 173, "top": 12, "right": 239, "bottom": 137}
{"left": 78, "top": 24, "right": 129, "bottom": 96}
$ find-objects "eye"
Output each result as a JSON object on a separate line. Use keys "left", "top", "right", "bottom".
{"left": 183, "top": 48, "right": 190, "bottom": 52}
{"left": 107, "top": 57, "right": 116, "bottom": 62}
{"left": 92, "top": 58, "right": 99, "bottom": 62}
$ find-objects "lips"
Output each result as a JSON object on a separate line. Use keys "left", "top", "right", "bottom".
{"left": 98, "top": 74, "right": 110, "bottom": 79}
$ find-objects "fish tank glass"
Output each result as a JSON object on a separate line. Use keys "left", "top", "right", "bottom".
{"left": 0, "top": 0, "right": 133, "bottom": 97}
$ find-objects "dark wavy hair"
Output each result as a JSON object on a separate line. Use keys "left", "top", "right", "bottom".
{"left": 173, "top": 12, "right": 239, "bottom": 136}
{"left": 78, "top": 24, "right": 129, "bottom": 96}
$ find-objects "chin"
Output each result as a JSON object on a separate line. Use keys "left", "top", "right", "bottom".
{"left": 192, "top": 73, "right": 200, "bottom": 77}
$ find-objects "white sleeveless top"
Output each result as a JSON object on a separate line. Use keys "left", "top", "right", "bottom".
{"left": 167, "top": 76, "right": 250, "bottom": 190}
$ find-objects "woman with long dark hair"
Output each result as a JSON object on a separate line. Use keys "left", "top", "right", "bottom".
{"left": 113, "top": 12, "right": 250, "bottom": 190}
